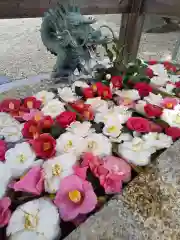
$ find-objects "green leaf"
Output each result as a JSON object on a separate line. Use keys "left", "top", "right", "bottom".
{"left": 107, "top": 49, "right": 114, "bottom": 62}
{"left": 50, "top": 125, "right": 65, "bottom": 139}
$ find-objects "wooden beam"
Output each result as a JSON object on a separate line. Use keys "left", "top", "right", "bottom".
{"left": 0, "top": 0, "right": 127, "bottom": 19}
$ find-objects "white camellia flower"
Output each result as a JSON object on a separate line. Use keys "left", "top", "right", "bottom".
{"left": 43, "top": 153, "right": 77, "bottom": 193}
{"left": 42, "top": 99, "right": 65, "bottom": 118}
{"left": 0, "top": 124, "right": 23, "bottom": 142}
{"left": 7, "top": 198, "right": 60, "bottom": 240}
{"left": 85, "top": 133, "right": 112, "bottom": 157}
{"left": 66, "top": 121, "right": 94, "bottom": 137}
{"left": 0, "top": 113, "right": 18, "bottom": 130}
{"left": 135, "top": 100, "right": 146, "bottom": 115}
{"left": 109, "top": 133, "right": 133, "bottom": 143}
{"left": 85, "top": 97, "right": 109, "bottom": 113}
{"left": 34, "top": 90, "right": 55, "bottom": 105}
{"left": 103, "top": 119, "right": 123, "bottom": 138}
{"left": 71, "top": 80, "right": 89, "bottom": 92}
{"left": 115, "top": 89, "right": 140, "bottom": 101}
{"left": 95, "top": 106, "right": 132, "bottom": 125}
{"left": 161, "top": 106, "right": 180, "bottom": 128}
{"left": 144, "top": 93, "right": 163, "bottom": 106}
{"left": 159, "top": 83, "right": 175, "bottom": 95}
{"left": 5, "top": 142, "right": 36, "bottom": 178}
{"left": 56, "top": 132, "right": 87, "bottom": 156}
{"left": 118, "top": 137, "right": 156, "bottom": 166}
{"left": 58, "top": 87, "right": 79, "bottom": 102}
{"left": 149, "top": 64, "right": 169, "bottom": 86}
{"left": 142, "top": 132, "right": 173, "bottom": 150}
{"left": 0, "top": 162, "right": 12, "bottom": 198}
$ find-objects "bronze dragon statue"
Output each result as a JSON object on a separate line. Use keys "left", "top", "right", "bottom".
{"left": 40, "top": 1, "right": 114, "bottom": 79}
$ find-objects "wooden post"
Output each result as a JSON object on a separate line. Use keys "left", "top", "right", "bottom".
{"left": 118, "top": 0, "right": 145, "bottom": 63}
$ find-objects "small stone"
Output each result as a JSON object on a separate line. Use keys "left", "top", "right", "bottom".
{"left": 105, "top": 74, "right": 112, "bottom": 80}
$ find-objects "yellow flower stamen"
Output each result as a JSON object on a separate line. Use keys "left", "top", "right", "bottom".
{"left": 43, "top": 142, "right": 51, "bottom": 151}
{"left": 166, "top": 103, "right": 173, "bottom": 109}
{"left": 34, "top": 113, "right": 41, "bottom": 121}
{"left": 107, "top": 126, "right": 117, "bottom": 133}
{"left": 88, "top": 141, "right": 97, "bottom": 151}
{"left": 174, "top": 113, "right": 180, "bottom": 124}
{"left": 24, "top": 213, "right": 38, "bottom": 230}
{"left": 64, "top": 140, "right": 73, "bottom": 152}
{"left": 123, "top": 98, "right": 131, "bottom": 105}
{"left": 27, "top": 101, "right": 33, "bottom": 109}
{"left": 68, "top": 190, "right": 81, "bottom": 203}
{"left": 52, "top": 164, "right": 62, "bottom": 176}
{"left": 132, "top": 142, "right": 143, "bottom": 152}
{"left": 17, "top": 154, "right": 27, "bottom": 163}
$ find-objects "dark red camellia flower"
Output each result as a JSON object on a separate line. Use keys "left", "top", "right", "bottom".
{"left": 148, "top": 60, "right": 158, "bottom": 65}
{"left": 0, "top": 140, "right": 7, "bottom": 162}
{"left": 82, "top": 107, "right": 94, "bottom": 121}
{"left": 163, "top": 62, "right": 177, "bottom": 72}
{"left": 145, "top": 67, "right": 154, "bottom": 78}
{"left": 23, "top": 96, "right": 42, "bottom": 109}
{"left": 39, "top": 116, "right": 54, "bottom": 129}
{"left": 97, "top": 85, "right": 112, "bottom": 100}
{"left": 83, "top": 87, "right": 94, "bottom": 99}
{"left": 56, "top": 111, "right": 76, "bottom": 128}
{"left": 30, "top": 133, "right": 56, "bottom": 159}
{"left": 165, "top": 127, "right": 180, "bottom": 140}
{"left": 91, "top": 82, "right": 104, "bottom": 93}
{"left": 134, "top": 82, "right": 152, "bottom": 97}
{"left": 144, "top": 104, "right": 163, "bottom": 117}
{"left": 70, "top": 100, "right": 86, "bottom": 113}
{"left": 175, "top": 81, "right": 180, "bottom": 88}
{"left": 22, "top": 120, "right": 41, "bottom": 139}
{"left": 126, "top": 117, "right": 162, "bottom": 133}
{"left": 0, "top": 99, "right": 21, "bottom": 113}
{"left": 111, "top": 76, "right": 123, "bottom": 89}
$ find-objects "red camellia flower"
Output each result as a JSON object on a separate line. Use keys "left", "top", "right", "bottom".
{"left": 30, "top": 133, "right": 56, "bottom": 159}
{"left": 22, "top": 120, "right": 41, "bottom": 139}
{"left": 164, "top": 63, "right": 177, "bottom": 73}
{"left": 144, "top": 104, "right": 163, "bottom": 117}
{"left": 83, "top": 87, "right": 94, "bottom": 99}
{"left": 23, "top": 96, "right": 41, "bottom": 109}
{"left": 175, "top": 81, "right": 180, "bottom": 88}
{"left": 134, "top": 82, "right": 152, "bottom": 97}
{"left": 39, "top": 116, "right": 54, "bottom": 129}
{"left": 91, "top": 82, "right": 104, "bottom": 93}
{"left": 0, "top": 99, "right": 21, "bottom": 113}
{"left": 111, "top": 76, "right": 123, "bottom": 89}
{"left": 145, "top": 67, "right": 154, "bottom": 78}
{"left": 148, "top": 60, "right": 158, "bottom": 65}
{"left": 56, "top": 111, "right": 77, "bottom": 128}
{"left": 126, "top": 117, "right": 162, "bottom": 133}
{"left": 0, "top": 140, "right": 7, "bottom": 162}
{"left": 70, "top": 101, "right": 86, "bottom": 113}
{"left": 82, "top": 108, "right": 94, "bottom": 121}
{"left": 165, "top": 127, "right": 180, "bottom": 140}
{"left": 97, "top": 85, "right": 112, "bottom": 100}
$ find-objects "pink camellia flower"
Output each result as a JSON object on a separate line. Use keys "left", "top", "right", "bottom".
{"left": 115, "top": 96, "right": 135, "bottom": 109}
{"left": 81, "top": 152, "right": 102, "bottom": 175}
{"left": 0, "top": 140, "right": 7, "bottom": 162}
{"left": 0, "top": 197, "right": 11, "bottom": 227}
{"left": 23, "top": 109, "right": 44, "bottom": 122}
{"left": 54, "top": 175, "right": 97, "bottom": 221}
{"left": 10, "top": 166, "right": 44, "bottom": 195}
{"left": 161, "top": 97, "right": 179, "bottom": 109}
{"left": 99, "top": 173, "right": 123, "bottom": 194}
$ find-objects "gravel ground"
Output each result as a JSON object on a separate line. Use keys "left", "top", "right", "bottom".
{"left": 0, "top": 14, "right": 180, "bottom": 80}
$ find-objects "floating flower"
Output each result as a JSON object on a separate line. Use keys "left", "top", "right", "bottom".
{"left": 11, "top": 166, "right": 44, "bottom": 195}
{"left": 161, "top": 105, "right": 180, "bottom": 128}
{"left": 0, "top": 112, "right": 19, "bottom": 130}
{"left": 43, "top": 153, "right": 77, "bottom": 193}
{"left": 56, "top": 132, "right": 86, "bottom": 157}
{"left": 0, "top": 140, "right": 7, "bottom": 161}
{"left": 142, "top": 132, "right": 173, "bottom": 150}
{"left": 126, "top": 117, "right": 162, "bottom": 133}
{"left": 39, "top": 116, "right": 54, "bottom": 129}
{"left": 56, "top": 111, "right": 77, "bottom": 128}
{"left": 5, "top": 142, "right": 36, "bottom": 178}
{"left": 161, "top": 97, "right": 178, "bottom": 109}
{"left": 83, "top": 87, "right": 94, "bottom": 98}
{"left": 144, "top": 104, "right": 163, "bottom": 117}
{"left": 85, "top": 133, "right": 112, "bottom": 157}
{"left": 115, "top": 96, "right": 135, "bottom": 109}
{"left": 109, "top": 133, "right": 133, "bottom": 143}
{"left": 85, "top": 97, "right": 109, "bottom": 113}
{"left": 103, "top": 120, "right": 123, "bottom": 138}
{"left": 159, "top": 83, "right": 175, "bottom": 95}
{"left": 66, "top": 121, "right": 94, "bottom": 137}
{"left": 22, "top": 109, "right": 44, "bottom": 122}
{"left": 0, "top": 197, "right": 11, "bottom": 228}
{"left": 97, "top": 85, "right": 112, "bottom": 100}
{"left": 23, "top": 96, "right": 41, "bottom": 109}
{"left": 81, "top": 106, "right": 94, "bottom": 121}
{"left": 99, "top": 173, "right": 123, "bottom": 194}
{"left": 42, "top": 99, "right": 65, "bottom": 118}
{"left": 58, "top": 87, "right": 79, "bottom": 102}
{"left": 114, "top": 89, "right": 140, "bottom": 101}
{"left": 118, "top": 137, "right": 156, "bottom": 166}
{"left": 145, "top": 67, "right": 154, "bottom": 78}
{"left": 144, "top": 93, "right": 163, "bottom": 106}
{"left": 135, "top": 100, "right": 146, "bottom": 115}
{"left": 102, "top": 156, "right": 131, "bottom": 183}
{"left": 34, "top": 90, "right": 55, "bottom": 105}
{"left": 0, "top": 162, "right": 12, "bottom": 198}
{"left": 134, "top": 82, "right": 152, "bottom": 97}
{"left": 165, "top": 127, "right": 180, "bottom": 140}
{"left": 54, "top": 175, "right": 97, "bottom": 221}
{"left": 7, "top": 198, "right": 60, "bottom": 240}
{"left": 31, "top": 133, "right": 56, "bottom": 159}
{"left": 0, "top": 124, "right": 23, "bottom": 142}
{"left": 0, "top": 98, "right": 21, "bottom": 113}
{"left": 148, "top": 60, "right": 158, "bottom": 65}
{"left": 111, "top": 76, "right": 123, "bottom": 89}
{"left": 22, "top": 120, "right": 41, "bottom": 139}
